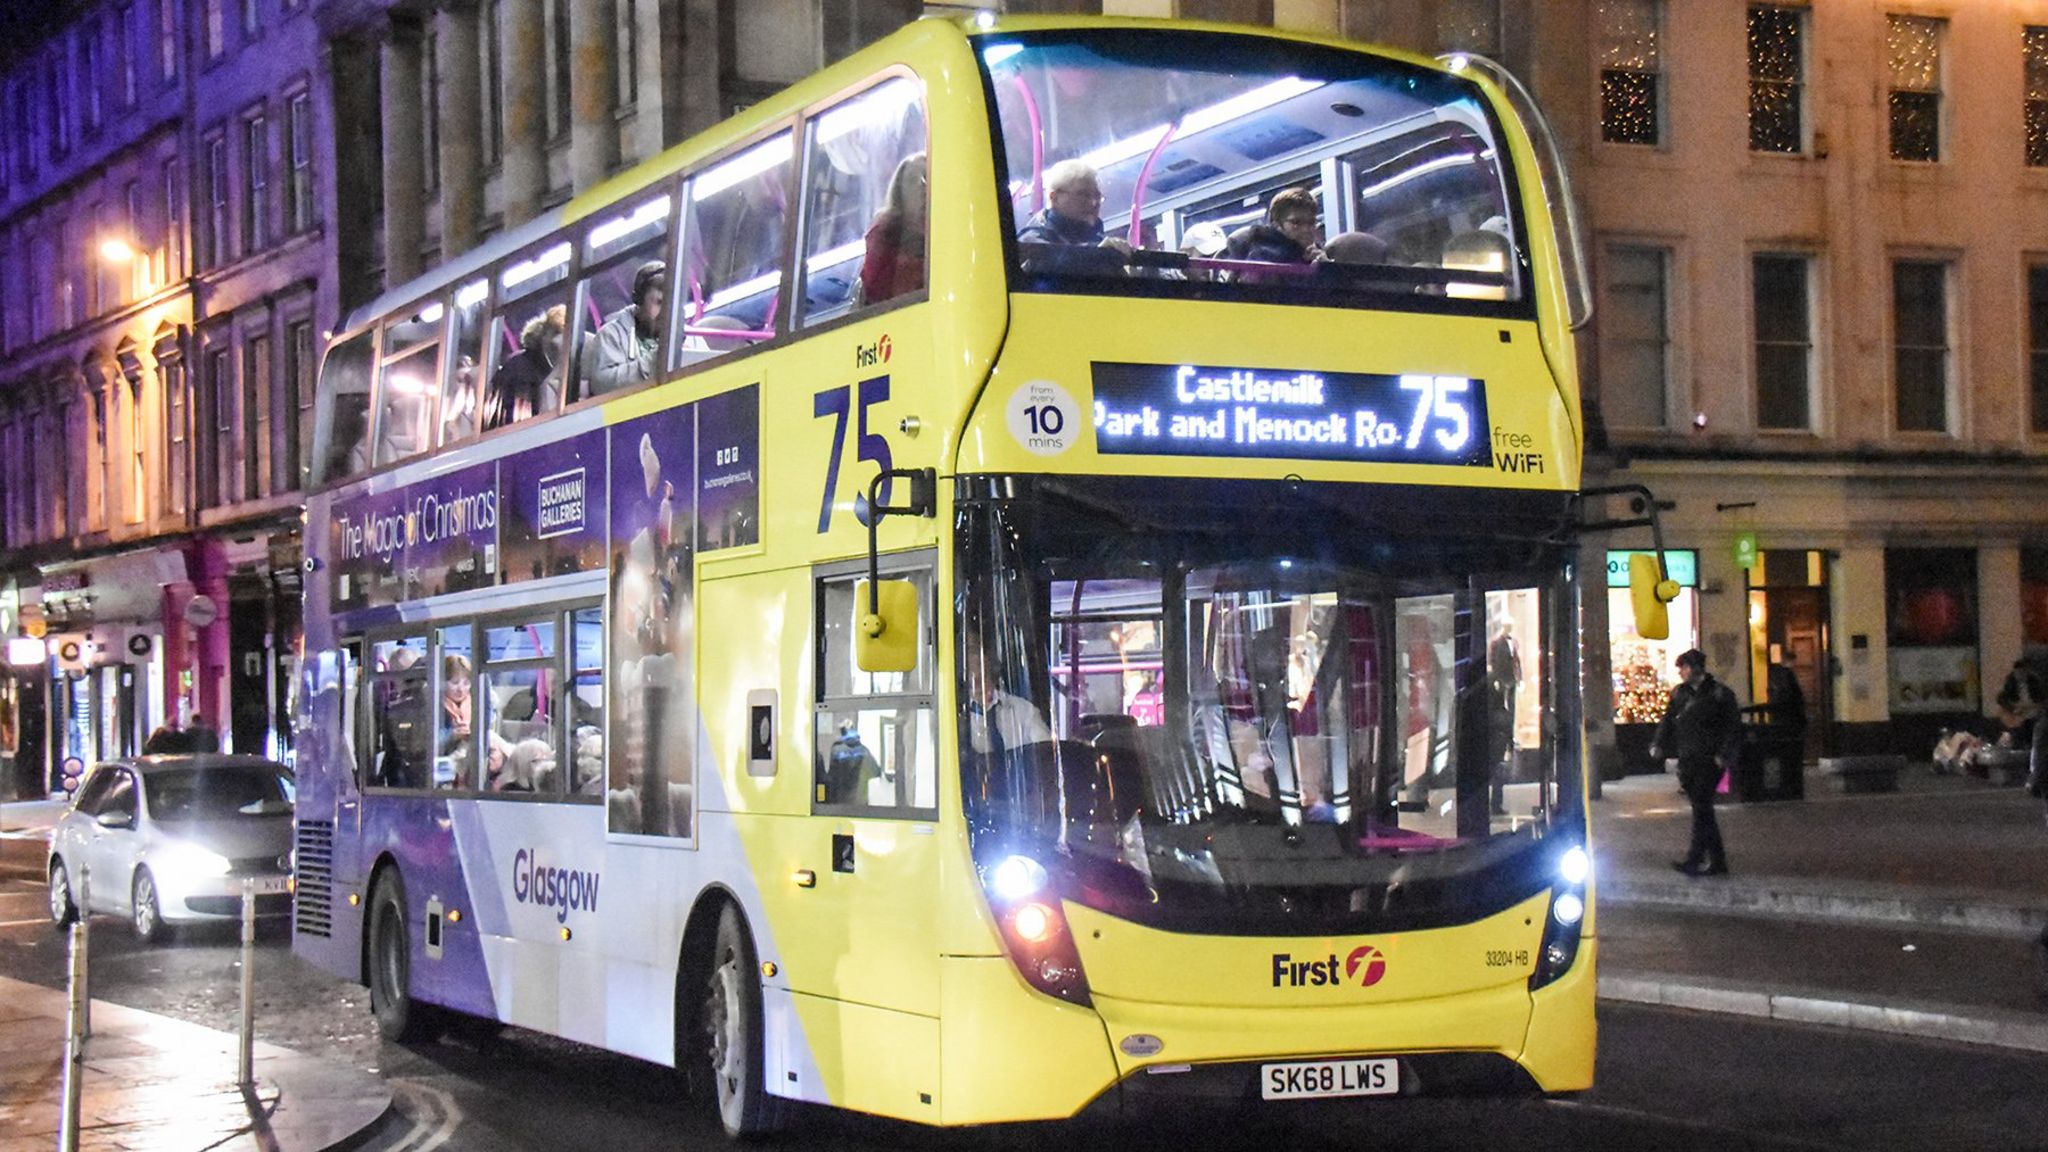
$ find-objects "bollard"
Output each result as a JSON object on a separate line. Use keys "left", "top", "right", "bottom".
{"left": 76, "top": 867, "right": 90, "bottom": 1038}
{"left": 237, "top": 877, "right": 256, "bottom": 1090}
{"left": 58, "top": 881, "right": 88, "bottom": 1152}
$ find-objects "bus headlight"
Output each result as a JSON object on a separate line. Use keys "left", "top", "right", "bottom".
{"left": 990, "top": 855, "right": 1047, "bottom": 902}
{"left": 1552, "top": 892, "right": 1584, "bottom": 926}
{"left": 1558, "top": 846, "right": 1590, "bottom": 886}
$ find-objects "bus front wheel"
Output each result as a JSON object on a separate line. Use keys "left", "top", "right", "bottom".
{"left": 700, "top": 904, "right": 781, "bottom": 1138}
{"left": 368, "top": 873, "right": 442, "bottom": 1044}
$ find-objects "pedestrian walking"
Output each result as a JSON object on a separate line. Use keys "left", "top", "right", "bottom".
{"left": 1649, "top": 648, "right": 1742, "bottom": 877}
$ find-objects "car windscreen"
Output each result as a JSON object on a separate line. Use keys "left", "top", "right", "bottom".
{"left": 144, "top": 765, "right": 294, "bottom": 821}
{"left": 978, "top": 29, "right": 1530, "bottom": 317}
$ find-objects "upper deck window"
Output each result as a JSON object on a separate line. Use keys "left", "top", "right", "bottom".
{"left": 675, "top": 133, "right": 793, "bottom": 367}
{"left": 486, "top": 241, "right": 573, "bottom": 432}
{"left": 799, "top": 76, "right": 929, "bottom": 326}
{"left": 374, "top": 300, "right": 446, "bottom": 467}
{"left": 570, "top": 193, "right": 673, "bottom": 400}
{"left": 979, "top": 31, "right": 1529, "bottom": 315}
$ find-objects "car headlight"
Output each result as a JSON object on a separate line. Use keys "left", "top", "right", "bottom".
{"left": 156, "top": 841, "right": 232, "bottom": 883}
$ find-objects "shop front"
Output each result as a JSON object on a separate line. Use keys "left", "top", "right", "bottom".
{"left": 1605, "top": 548, "right": 1700, "bottom": 774}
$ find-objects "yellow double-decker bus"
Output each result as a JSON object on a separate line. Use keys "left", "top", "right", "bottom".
{"left": 292, "top": 13, "right": 1602, "bottom": 1135}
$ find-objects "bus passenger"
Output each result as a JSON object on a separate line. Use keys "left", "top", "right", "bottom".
{"left": 1322, "top": 230, "right": 1391, "bottom": 265}
{"left": 1226, "top": 187, "right": 1324, "bottom": 267}
{"left": 485, "top": 304, "right": 566, "bottom": 430}
{"left": 825, "top": 720, "right": 884, "bottom": 804}
{"left": 1017, "top": 160, "right": 1132, "bottom": 266}
{"left": 858, "top": 153, "right": 927, "bottom": 307}
{"left": 581, "top": 261, "right": 667, "bottom": 397}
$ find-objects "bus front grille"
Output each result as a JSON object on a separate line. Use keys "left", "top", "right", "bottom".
{"left": 294, "top": 820, "right": 335, "bottom": 938}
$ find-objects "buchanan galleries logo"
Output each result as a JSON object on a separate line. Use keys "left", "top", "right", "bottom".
{"left": 1270, "top": 944, "right": 1387, "bottom": 988}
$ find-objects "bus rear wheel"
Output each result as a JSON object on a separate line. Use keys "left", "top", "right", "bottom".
{"left": 700, "top": 904, "right": 781, "bottom": 1138}
{"left": 368, "top": 873, "right": 442, "bottom": 1044}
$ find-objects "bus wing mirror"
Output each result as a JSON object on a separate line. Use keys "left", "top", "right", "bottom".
{"left": 856, "top": 579, "right": 919, "bottom": 673}
{"left": 1627, "top": 553, "right": 1680, "bottom": 641}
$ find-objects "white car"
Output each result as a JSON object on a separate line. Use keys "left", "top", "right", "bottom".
{"left": 47, "top": 755, "right": 295, "bottom": 944}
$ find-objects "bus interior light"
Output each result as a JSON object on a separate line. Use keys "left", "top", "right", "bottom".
{"left": 981, "top": 42, "right": 1023, "bottom": 68}
{"left": 817, "top": 79, "right": 920, "bottom": 145}
{"left": 693, "top": 135, "right": 793, "bottom": 202}
{"left": 587, "top": 197, "right": 672, "bottom": 252}
{"left": 502, "top": 243, "right": 572, "bottom": 291}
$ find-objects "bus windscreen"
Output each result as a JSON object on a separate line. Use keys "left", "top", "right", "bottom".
{"left": 980, "top": 29, "right": 1529, "bottom": 314}
{"left": 956, "top": 475, "right": 1577, "bottom": 936}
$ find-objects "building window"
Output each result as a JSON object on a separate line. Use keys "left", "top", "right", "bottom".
{"left": 1754, "top": 254, "right": 1813, "bottom": 431}
{"left": 283, "top": 319, "right": 312, "bottom": 489}
{"left": 1599, "top": 245, "right": 1669, "bottom": 430}
{"left": 2029, "top": 28, "right": 2048, "bottom": 168}
{"left": 243, "top": 332, "right": 270, "bottom": 500}
{"left": 49, "top": 404, "right": 71, "bottom": 537}
{"left": 204, "top": 0, "right": 225, "bottom": 61}
{"left": 286, "top": 92, "right": 313, "bottom": 232}
{"left": 200, "top": 345, "right": 231, "bottom": 508}
{"left": 1885, "top": 548, "right": 1978, "bottom": 716}
{"left": 89, "top": 388, "right": 109, "bottom": 530}
{"left": 1887, "top": 15, "right": 1943, "bottom": 163}
{"left": 118, "top": 5, "right": 138, "bottom": 110}
{"left": 243, "top": 111, "right": 269, "bottom": 251}
{"left": 1893, "top": 259, "right": 1950, "bottom": 433}
{"left": 50, "top": 52, "right": 72, "bottom": 159}
{"left": 481, "top": 0, "right": 503, "bottom": 166}
{"left": 1748, "top": 6, "right": 1804, "bottom": 154}
{"left": 123, "top": 182, "right": 143, "bottom": 300}
{"left": 163, "top": 353, "right": 187, "bottom": 516}
{"left": 128, "top": 375, "right": 145, "bottom": 523}
{"left": 2030, "top": 264, "right": 2048, "bottom": 436}
{"left": 160, "top": 156, "right": 182, "bottom": 281}
{"left": 1596, "top": 0, "right": 1661, "bottom": 146}
{"left": 204, "top": 131, "right": 228, "bottom": 266}
{"left": 547, "top": 0, "right": 570, "bottom": 140}
{"left": 158, "top": 0, "right": 179, "bottom": 83}
{"left": 240, "top": 0, "right": 259, "bottom": 39}
{"left": 81, "top": 21, "right": 103, "bottom": 134}
{"left": 10, "top": 82, "right": 32, "bottom": 178}
{"left": 1435, "top": 0, "right": 1500, "bottom": 57}
{"left": 56, "top": 217, "right": 76, "bottom": 331}
{"left": 87, "top": 202, "right": 106, "bottom": 317}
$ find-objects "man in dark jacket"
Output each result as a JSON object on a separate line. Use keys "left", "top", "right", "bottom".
{"left": 1650, "top": 648, "right": 1742, "bottom": 876}
{"left": 1226, "top": 186, "right": 1324, "bottom": 268}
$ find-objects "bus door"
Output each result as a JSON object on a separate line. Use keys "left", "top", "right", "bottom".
{"left": 804, "top": 556, "right": 942, "bottom": 1021}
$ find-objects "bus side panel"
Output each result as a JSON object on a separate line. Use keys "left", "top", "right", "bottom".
{"left": 1519, "top": 936, "right": 1597, "bottom": 1092}
{"left": 360, "top": 794, "right": 501, "bottom": 1022}
{"left": 937, "top": 955, "right": 1119, "bottom": 1125}
{"left": 782, "top": 990, "right": 941, "bottom": 1123}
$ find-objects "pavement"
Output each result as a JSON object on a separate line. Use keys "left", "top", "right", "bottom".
{"left": 0, "top": 762, "right": 2043, "bottom": 1150}
{"left": 0, "top": 798, "right": 394, "bottom": 1152}
{"left": 1590, "top": 763, "right": 2048, "bottom": 1055}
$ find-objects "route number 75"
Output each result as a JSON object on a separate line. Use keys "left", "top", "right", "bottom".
{"left": 1398, "top": 375, "right": 1473, "bottom": 455}
{"left": 814, "top": 376, "right": 893, "bottom": 533}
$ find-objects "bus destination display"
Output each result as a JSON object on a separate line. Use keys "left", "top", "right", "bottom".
{"left": 1091, "top": 361, "right": 1490, "bottom": 467}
